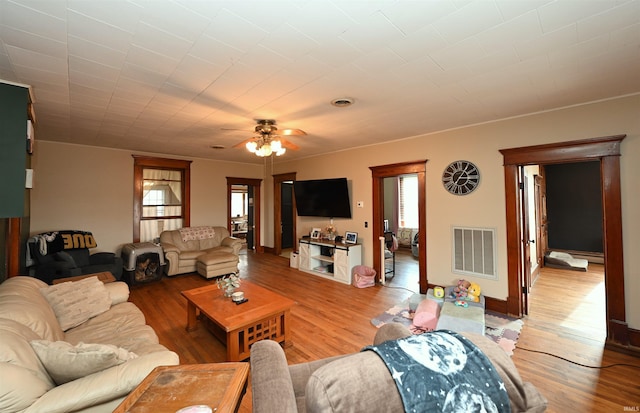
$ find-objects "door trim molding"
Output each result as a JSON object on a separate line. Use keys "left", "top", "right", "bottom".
{"left": 500, "top": 135, "right": 628, "bottom": 346}
{"left": 370, "top": 160, "right": 428, "bottom": 293}
{"left": 273, "top": 172, "right": 297, "bottom": 256}
{"left": 226, "top": 177, "right": 262, "bottom": 253}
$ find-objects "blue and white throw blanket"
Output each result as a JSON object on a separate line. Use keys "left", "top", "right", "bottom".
{"left": 364, "top": 330, "right": 511, "bottom": 413}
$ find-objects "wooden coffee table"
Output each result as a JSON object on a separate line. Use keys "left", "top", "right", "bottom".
{"left": 113, "top": 362, "right": 248, "bottom": 413}
{"left": 181, "top": 280, "right": 295, "bottom": 361}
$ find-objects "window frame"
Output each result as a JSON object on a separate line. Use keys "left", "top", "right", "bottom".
{"left": 133, "top": 155, "right": 191, "bottom": 242}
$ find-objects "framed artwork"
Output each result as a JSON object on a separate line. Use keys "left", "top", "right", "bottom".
{"left": 311, "top": 228, "right": 322, "bottom": 239}
{"left": 345, "top": 231, "right": 358, "bottom": 244}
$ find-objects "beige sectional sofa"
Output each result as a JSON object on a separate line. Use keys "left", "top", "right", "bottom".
{"left": 159, "top": 226, "right": 242, "bottom": 278}
{"left": 0, "top": 276, "right": 179, "bottom": 413}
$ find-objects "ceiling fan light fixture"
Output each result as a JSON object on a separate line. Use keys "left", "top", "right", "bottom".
{"left": 331, "top": 97, "right": 354, "bottom": 107}
{"left": 240, "top": 119, "right": 302, "bottom": 157}
{"left": 257, "top": 143, "right": 272, "bottom": 157}
{"left": 246, "top": 141, "right": 258, "bottom": 153}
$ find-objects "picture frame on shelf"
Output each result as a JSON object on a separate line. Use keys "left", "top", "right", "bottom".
{"left": 311, "top": 228, "right": 322, "bottom": 239}
{"left": 345, "top": 231, "right": 358, "bottom": 244}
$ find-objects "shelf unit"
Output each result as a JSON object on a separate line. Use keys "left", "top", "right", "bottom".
{"left": 298, "top": 238, "right": 361, "bottom": 284}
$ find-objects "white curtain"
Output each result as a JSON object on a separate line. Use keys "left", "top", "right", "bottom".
{"left": 140, "top": 169, "right": 183, "bottom": 242}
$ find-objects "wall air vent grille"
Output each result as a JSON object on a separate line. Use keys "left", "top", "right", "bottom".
{"left": 452, "top": 226, "right": 497, "bottom": 279}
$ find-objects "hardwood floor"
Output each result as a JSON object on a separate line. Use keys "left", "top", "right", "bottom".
{"left": 128, "top": 251, "right": 640, "bottom": 412}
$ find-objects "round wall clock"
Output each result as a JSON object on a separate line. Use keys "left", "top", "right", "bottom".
{"left": 442, "top": 160, "right": 480, "bottom": 195}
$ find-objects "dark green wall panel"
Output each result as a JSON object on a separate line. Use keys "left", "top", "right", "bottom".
{"left": 0, "top": 83, "right": 28, "bottom": 218}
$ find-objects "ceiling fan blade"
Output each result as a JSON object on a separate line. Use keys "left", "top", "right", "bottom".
{"left": 221, "top": 127, "right": 250, "bottom": 132}
{"left": 279, "top": 139, "right": 299, "bottom": 150}
{"left": 232, "top": 138, "right": 255, "bottom": 148}
{"left": 278, "top": 128, "right": 306, "bottom": 136}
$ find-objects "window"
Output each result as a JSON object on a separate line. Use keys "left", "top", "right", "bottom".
{"left": 231, "top": 186, "right": 248, "bottom": 218}
{"left": 133, "top": 156, "right": 191, "bottom": 242}
{"left": 399, "top": 175, "right": 418, "bottom": 228}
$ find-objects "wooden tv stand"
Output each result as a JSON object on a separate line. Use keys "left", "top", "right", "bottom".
{"left": 298, "top": 238, "right": 361, "bottom": 285}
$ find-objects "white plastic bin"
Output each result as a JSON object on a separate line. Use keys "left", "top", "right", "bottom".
{"left": 290, "top": 252, "right": 299, "bottom": 268}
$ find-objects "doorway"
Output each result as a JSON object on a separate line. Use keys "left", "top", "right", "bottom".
{"left": 273, "top": 172, "right": 297, "bottom": 257}
{"left": 382, "top": 175, "right": 420, "bottom": 288}
{"left": 226, "top": 177, "right": 262, "bottom": 253}
{"left": 500, "top": 135, "right": 629, "bottom": 347}
{"left": 371, "top": 160, "right": 427, "bottom": 294}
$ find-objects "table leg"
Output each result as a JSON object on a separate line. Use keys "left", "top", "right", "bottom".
{"left": 185, "top": 302, "right": 198, "bottom": 331}
{"left": 282, "top": 309, "right": 293, "bottom": 348}
{"left": 227, "top": 330, "right": 240, "bottom": 361}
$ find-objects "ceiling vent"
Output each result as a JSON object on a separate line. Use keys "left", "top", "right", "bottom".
{"left": 331, "top": 98, "right": 354, "bottom": 107}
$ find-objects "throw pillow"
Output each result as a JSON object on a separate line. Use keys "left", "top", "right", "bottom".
{"left": 30, "top": 340, "right": 138, "bottom": 385}
{"left": 39, "top": 276, "right": 112, "bottom": 331}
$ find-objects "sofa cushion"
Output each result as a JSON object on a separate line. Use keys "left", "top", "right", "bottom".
{"left": 0, "top": 318, "right": 56, "bottom": 413}
{"left": 1, "top": 362, "right": 54, "bottom": 413}
{"left": 67, "top": 248, "right": 91, "bottom": 267}
{"left": 54, "top": 251, "right": 77, "bottom": 266}
{"left": 39, "top": 276, "right": 112, "bottom": 331}
{"left": 0, "top": 318, "right": 53, "bottom": 385}
{"left": 30, "top": 340, "right": 138, "bottom": 385}
{"left": 0, "top": 276, "right": 64, "bottom": 341}
{"left": 64, "top": 302, "right": 166, "bottom": 355}
{"left": 306, "top": 351, "right": 403, "bottom": 413}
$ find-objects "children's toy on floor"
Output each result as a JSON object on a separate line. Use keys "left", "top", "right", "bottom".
{"left": 454, "top": 300, "right": 468, "bottom": 308}
{"left": 433, "top": 286, "right": 445, "bottom": 299}
{"left": 411, "top": 298, "right": 441, "bottom": 333}
{"left": 450, "top": 279, "right": 470, "bottom": 299}
{"left": 436, "top": 280, "right": 485, "bottom": 335}
{"left": 467, "top": 282, "right": 482, "bottom": 302}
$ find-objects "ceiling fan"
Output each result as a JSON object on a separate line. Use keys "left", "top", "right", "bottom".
{"left": 229, "top": 119, "right": 306, "bottom": 157}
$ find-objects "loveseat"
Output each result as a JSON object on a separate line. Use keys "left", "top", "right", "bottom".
{"left": 0, "top": 276, "right": 179, "bottom": 413}
{"left": 159, "top": 226, "right": 243, "bottom": 277}
{"left": 27, "top": 231, "right": 123, "bottom": 284}
{"left": 251, "top": 322, "right": 547, "bottom": 412}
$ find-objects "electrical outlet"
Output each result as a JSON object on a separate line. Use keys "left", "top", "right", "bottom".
{"left": 364, "top": 222, "right": 368, "bottom": 228}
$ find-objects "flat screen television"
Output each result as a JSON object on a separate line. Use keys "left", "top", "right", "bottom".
{"left": 293, "top": 178, "right": 352, "bottom": 218}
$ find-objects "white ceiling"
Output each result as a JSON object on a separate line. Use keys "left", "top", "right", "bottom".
{"left": 1, "top": 0, "right": 639, "bottom": 164}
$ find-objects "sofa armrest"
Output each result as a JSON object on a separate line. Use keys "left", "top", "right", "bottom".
{"left": 160, "top": 242, "right": 179, "bottom": 254}
{"left": 161, "top": 243, "right": 180, "bottom": 276}
{"left": 27, "top": 351, "right": 179, "bottom": 413}
{"left": 373, "top": 322, "right": 413, "bottom": 345}
{"left": 221, "top": 237, "right": 243, "bottom": 255}
{"left": 104, "top": 281, "right": 130, "bottom": 305}
{"left": 251, "top": 340, "right": 298, "bottom": 413}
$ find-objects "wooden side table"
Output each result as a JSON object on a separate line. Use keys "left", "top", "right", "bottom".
{"left": 113, "top": 363, "right": 249, "bottom": 413}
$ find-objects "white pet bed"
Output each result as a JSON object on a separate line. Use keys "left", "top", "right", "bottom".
{"left": 544, "top": 251, "right": 589, "bottom": 272}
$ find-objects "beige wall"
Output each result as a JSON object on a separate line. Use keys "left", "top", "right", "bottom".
{"left": 30, "top": 143, "right": 263, "bottom": 253}
{"left": 274, "top": 95, "right": 640, "bottom": 329}
{"left": 29, "top": 95, "right": 639, "bottom": 329}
